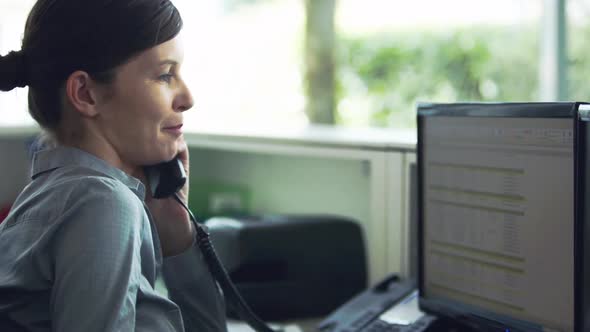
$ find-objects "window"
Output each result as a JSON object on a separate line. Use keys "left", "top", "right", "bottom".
{"left": 568, "top": 0, "right": 590, "bottom": 101}
{"left": 0, "top": 0, "right": 572, "bottom": 130}
{"left": 173, "top": 0, "right": 307, "bottom": 130}
{"left": 0, "top": 0, "right": 35, "bottom": 126}
{"left": 336, "top": 0, "right": 542, "bottom": 128}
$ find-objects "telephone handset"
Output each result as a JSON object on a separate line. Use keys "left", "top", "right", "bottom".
{"left": 143, "top": 158, "right": 186, "bottom": 199}
{"left": 143, "top": 157, "right": 278, "bottom": 332}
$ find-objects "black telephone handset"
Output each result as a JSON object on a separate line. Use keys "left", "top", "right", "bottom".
{"left": 144, "top": 158, "right": 186, "bottom": 199}
{"left": 143, "top": 157, "right": 278, "bottom": 332}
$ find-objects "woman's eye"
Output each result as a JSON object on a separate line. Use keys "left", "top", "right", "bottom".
{"left": 158, "top": 73, "right": 174, "bottom": 83}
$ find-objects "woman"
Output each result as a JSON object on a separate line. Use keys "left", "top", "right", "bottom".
{"left": 0, "top": 0, "right": 227, "bottom": 331}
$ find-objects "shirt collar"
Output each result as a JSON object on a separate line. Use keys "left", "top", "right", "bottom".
{"left": 31, "top": 146, "right": 146, "bottom": 200}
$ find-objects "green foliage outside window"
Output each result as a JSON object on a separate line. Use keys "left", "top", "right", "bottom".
{"left": 336, "top": 27, "right": 539, "bottom": 128}
{"left": 569, "top": 25, "right": 590, "bottom": 102}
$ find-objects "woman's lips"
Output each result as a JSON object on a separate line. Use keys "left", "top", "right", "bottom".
{"left": 163, "top": 124, "right": 183, "bottom": 136}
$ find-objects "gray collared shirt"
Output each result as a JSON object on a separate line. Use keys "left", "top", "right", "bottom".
{"left": 0, "top": 146, "right": 227, "bottom": 331}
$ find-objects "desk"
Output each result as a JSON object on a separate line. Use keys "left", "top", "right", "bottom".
{"left": 225, "top": 291, "right": 426, "bottom": 332}
{"left": 227, "top": 318, "right": 322, "bottom": 332}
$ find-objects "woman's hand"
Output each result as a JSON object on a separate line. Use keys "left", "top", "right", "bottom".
{"left": 143, "top": 140, "right": 194, "bottom": 257}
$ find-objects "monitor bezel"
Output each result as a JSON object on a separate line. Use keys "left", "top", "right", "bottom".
{"left": 574, "top": 103, "right": 590, "bottom": 331}
{"left": 416, "top": 102, "right": 583, "bottom": 331}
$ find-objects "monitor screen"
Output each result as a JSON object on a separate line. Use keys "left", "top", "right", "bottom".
{"left": 418, "top": 103, "right": 575, "bottom": 331}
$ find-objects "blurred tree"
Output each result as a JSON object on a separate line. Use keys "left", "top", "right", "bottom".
{"left": 568, "top": 25, "right": 590, "bottom": 101}
{"left": 568, "top": 0, "right": 590, "bottom": 102}
{"left": 218, "top": 0, "right": 546, "bottom": 129}
{"left": 304, "top": 0, "right": 336, "bottom": 124}
{"left": 336, "top": 27, "right": 538, "bottom": 128}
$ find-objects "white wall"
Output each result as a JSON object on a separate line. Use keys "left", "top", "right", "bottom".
{"left": 189, "top": 147, "right": 371, "bottom": 223}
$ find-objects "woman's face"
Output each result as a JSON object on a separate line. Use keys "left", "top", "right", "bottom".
{"left": 93, "top": 35, "right": 193, "bottom": 171}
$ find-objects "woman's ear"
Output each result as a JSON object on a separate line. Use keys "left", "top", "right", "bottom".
{"left": 64, "top": 70, "right": 101, "bottom": 117}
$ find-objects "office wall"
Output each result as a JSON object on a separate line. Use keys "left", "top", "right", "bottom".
{"left": 189, "top": 147, "right": 372, "bottom": 227}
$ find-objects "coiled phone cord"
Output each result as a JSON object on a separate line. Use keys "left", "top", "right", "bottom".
{"left": 173, "top": 193, "right": 279, "bottom": 332}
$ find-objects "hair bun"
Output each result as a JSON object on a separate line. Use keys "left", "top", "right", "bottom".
{"left": 0, "top": 50, "right": 28, "bottom": 91}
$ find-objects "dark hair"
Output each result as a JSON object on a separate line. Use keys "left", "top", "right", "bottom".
{"left": 0, "top": 0, "right": 183, "bottom": 132}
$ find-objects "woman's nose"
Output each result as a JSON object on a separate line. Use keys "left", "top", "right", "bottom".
{"left": 174, "top": 80, "right": 194, "bottom": 112}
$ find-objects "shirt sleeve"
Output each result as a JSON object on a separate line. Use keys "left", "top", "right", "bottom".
{"left": 163, "top": 241, "right": 228, "bottom": 332}
{"left": 50, "top": 179, "right": 145, "bottom": 332}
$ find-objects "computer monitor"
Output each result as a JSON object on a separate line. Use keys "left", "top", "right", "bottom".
{"left": 417, "top": 102, "right": 587, "bottom": 332}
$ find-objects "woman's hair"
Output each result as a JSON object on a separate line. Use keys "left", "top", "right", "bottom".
{"left": 0, "top": 0, "right": 183, "bottom": 132}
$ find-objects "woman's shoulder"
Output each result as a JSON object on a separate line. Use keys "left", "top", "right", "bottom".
{"left": 41, "top": 169, "right": 149, "bottom": 243}
{"left": 11, "top": 166, "right": 146, "bottom": 229}
{"left": 2, "top": 165, "right": 148, "bottom": 248}
{"left": 56, "top": 168, "right": 144, "bottom": 214}
{"left": 42, "top": 168, "right": 127, "bottom": 197}
{"left": 51, "top": 164, "right": 139, "bottom": 195}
